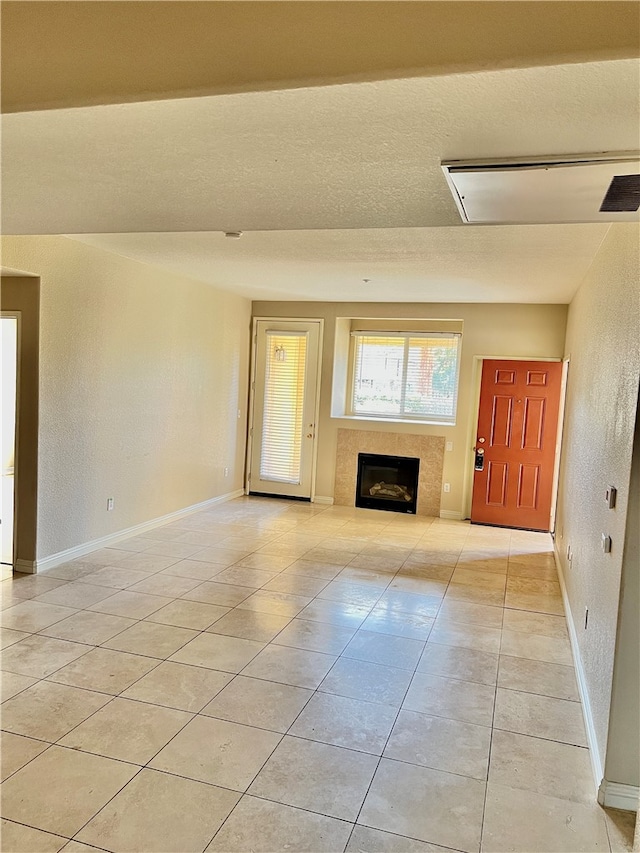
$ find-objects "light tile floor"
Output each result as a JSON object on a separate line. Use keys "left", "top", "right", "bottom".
{"left": 0, "top": 498, "right": 635, "bottom": 853}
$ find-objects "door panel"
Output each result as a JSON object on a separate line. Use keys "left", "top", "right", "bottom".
{"left": 249, "top": 320, "right": 321, "bottom": 499}
{"left": 490, "top": 396, "right": 513, "bottom": 446}
{"left": 471, "top": 359, "right": 562, "bottom": 531}
{"left": 486, "top": 461, "right": 508, "bottom": 506}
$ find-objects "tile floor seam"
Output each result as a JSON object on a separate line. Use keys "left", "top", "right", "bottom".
{"left": 2, "top": 502, "right": 605, "bottom": 853}
{"left": 36, "top": 616, "right": 144, "bottom": 649}
{"left": 205, "top": 564, "right": 425, "bottom": 848}
{"left": 479, "top": 629, "right": 502, "bottom": 853}
{"left": 223, "top": 789, "right": 358, "bottom": 841}
{"left": 0, "top": 739, "right": 56, "bottom": 785}
{"left": 494, "top": 678, "right": 582, "bottom": 703}
{"left": 43, "top": 646, "right": 166, "bottom": 696}
{"left": 199, "top": 793, "right": 249, "bottom": 853}
{"left": 67, "top": 763, "right": 147, "bottom": 848}
{"left": 0, "top": 815, "right": 75, "bottom": 847}
{"left": 0, "top": 636, "right": 96, "bottom": 681}
{"left": 343, "top": 632, "right": 424, "bottom": 851}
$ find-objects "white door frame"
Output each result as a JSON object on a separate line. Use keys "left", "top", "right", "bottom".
{"left": 1, "top": 311, "right": 21, "bottom": 568}
{"left": 463, "top": 355, "right": 563, "bottom": 524}
{"left": 245, "top": 317, "right": 324, "bottom": 501}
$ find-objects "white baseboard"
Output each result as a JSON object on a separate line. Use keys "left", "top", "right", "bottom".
{"left": 439, "top": 510, "right": 463, "bottom": 520}
{"left": 598, "top": 780, "right": 640, "bottom": 811}
{"left": 553, "top": 544, "right": 604, "bottom": 796}
{"left": 312, "top": 495, "right": 334, "bottom": 505}
{"left": 32, "top": 489, "right": 244, "bottom": 574}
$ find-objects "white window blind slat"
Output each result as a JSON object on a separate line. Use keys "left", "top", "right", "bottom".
{"left": 352, "top": 333, "right": 460, "bottom": 422}
{"left": 260, "top": 332, "right": 308, "bottom": 484}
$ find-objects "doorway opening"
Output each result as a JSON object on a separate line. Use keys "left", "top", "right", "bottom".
{"left": 247, "top": 319, "right": 323, "bottom": 501}
{"left": 1, "top": 315, "right": 19, "bottom": 567}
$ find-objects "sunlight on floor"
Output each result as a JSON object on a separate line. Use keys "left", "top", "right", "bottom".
{"left": 0, "top": 497, "right": 634, "bottom": 852}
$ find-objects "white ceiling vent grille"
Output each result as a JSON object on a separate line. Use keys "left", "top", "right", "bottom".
{"left": 442, "top": 154, "right": 640, "bottom": 224}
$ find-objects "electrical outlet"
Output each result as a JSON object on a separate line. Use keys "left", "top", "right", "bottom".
{"left": 445, "top": 441, "right": 453, "bottom": 452}
{"left": 224, "top": 467, "right": 229, "bottom": 478}
{"left": 443, "top": 482, "right": 450, "bottom": 493}
{"left": 106, "top": 497, "right": 114, "bottom": 511}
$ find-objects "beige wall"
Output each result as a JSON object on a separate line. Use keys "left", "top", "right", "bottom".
{"left": 1, "top": 236, "right": 251, "bottom": 563}
{"left": 604, "top": 395, "right": 639, "bottom": 789}
{"left": 4, "top": 2, "right": 638, "bottom": 112}
{"left": 555, "top": 223, "right": 640, "bottom": 778}
{"left": 252, "top": 301, "right": 568, "bottom": 515}
{"left": 0, "top": 276, "right": 40, "bottom": 565}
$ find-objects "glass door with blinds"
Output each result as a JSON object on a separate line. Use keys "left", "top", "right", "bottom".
{"left": 248, "top": 320, "right": 322, "bottom": 499}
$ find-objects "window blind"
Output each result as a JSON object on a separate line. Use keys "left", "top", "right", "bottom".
{"left": 260, "top": 332, "right": 308, "bottom": 483}
{"left": 351, "top": 332, "right": 460, "bottom": 422}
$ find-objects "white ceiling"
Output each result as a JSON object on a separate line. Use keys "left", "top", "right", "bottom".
{"left": 71, "top": 226, "right": 610, "bottom": 303}
{"left": 2, "top": 58, "right": 638, "bottom": 302}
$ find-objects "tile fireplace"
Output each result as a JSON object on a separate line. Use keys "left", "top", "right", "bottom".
{"left": 334, "top": 429, "right": 445, "bottom": 517}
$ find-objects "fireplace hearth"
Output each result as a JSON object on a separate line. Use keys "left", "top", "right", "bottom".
{"left": 356, "top": 453, "right": 420, "bottom": 514}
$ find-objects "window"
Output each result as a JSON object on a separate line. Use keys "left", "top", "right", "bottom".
{"left": 260, "top": 332, "right": 307, "bottom": 483}
{"left": 350, "top": 332, "right": 461, "bottom": 423}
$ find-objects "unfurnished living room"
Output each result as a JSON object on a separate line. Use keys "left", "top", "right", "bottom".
{"left": 0, "top": 3, "right": 639, "bottom": 852}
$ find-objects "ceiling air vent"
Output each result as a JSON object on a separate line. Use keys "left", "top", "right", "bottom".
{"left": 442, "top": 153, "right": 640, "bottom": 224}
{"left": 600, "top": 175, "right": 640, "bottom": 212}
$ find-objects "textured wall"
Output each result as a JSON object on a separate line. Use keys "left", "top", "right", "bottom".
{"left": 252, "top": 301, "right": 567, "bottom": 514}
{"left": 1, "top": 236, "right": 251, "bottom": 561}
{"left": 604, "top": 386, "right": 639, "bottom": 788}
{"left": 555, "top": 223, "right": 640, "bottom": 776}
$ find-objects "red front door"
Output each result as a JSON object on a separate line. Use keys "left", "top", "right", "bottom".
{"left": 471, "top": 359, "right": 563, "bottom": 531}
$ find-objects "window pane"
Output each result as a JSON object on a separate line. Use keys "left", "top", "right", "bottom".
{"left": 260, "top": 333, "right": 307, "bottom": 483}
{"left": 405, "top": 337, "right": 458, "bottom": 418}
{"left": 353, "top": 336, "right": 403, "bottom": 414}
{"left": 351, "top": 332, "right": 460, "bottom": 422}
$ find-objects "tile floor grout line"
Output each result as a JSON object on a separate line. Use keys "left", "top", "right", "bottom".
{"left": 2, "top": 503, "right": 594, "bottom": 851}
{"left": 206, "top": 558, "right": 411, "bottom": 850}
{"left": 202, "top": 642, "right": 326, "bottom": 849}
{"left": 479, "top": 611, "right": 503, "bottom": 853}
{"left": 67, "top": 763, "right": 147, "bottom": 847}
{"left": 0, "top": 815, "right": 76, "bottom": 847}
{"left": 341, "top": 616, "right": 434, "bottom": 852}
{"left": 0, "top": 738, "right": 56, "bottom": 785}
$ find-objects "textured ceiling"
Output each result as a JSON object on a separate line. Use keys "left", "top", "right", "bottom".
{"left": 2, "top": 59, "right": 637, "bottom": 302}
{"left": 70, "top": 225, "right": 610, "bottom": 303}
{"left": 3, "top": 60, "right": 638, "bottom": 235}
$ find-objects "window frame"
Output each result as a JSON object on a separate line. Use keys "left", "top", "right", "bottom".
{"left": 348, "top": 330, "right": 462, "bottom": 425}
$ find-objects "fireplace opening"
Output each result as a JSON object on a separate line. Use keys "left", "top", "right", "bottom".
{"left": 355, "top": 453, "right": 420, "bottom": 514}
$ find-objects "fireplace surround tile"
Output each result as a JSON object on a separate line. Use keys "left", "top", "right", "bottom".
{"left": 334, "top": 429, "right": 445, "bottom": 517}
